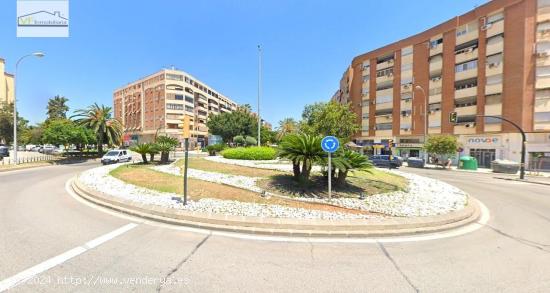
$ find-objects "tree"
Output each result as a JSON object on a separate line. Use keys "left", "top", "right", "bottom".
{"left": 0, "top": 102, "right": 29, "bottom": 145}
{"left": 332, "top": 149, "right": 373, "bottom": 186}
{"left": 233, "top": 135, "right": 245, "bottom": 146}
{"left": 72, "top": 103, "right": 123, "bottom": 154}
{"left": 245, "top": 136, "right": 257, "bottom": 146}
{"left": 20, "top": 125, "right": 44, "bottom": 145}
{"left": 299, "top": 101, "right": 359, "bottom": 141}
{"left": 155, "top": 135, "right": 178, "bottom": 163}
{"left": 424, "top": 135, "right": 460, "bottom": 167}
{"left": 42, "top": 119, "right": 94, "bottom": 148}
{"left": 206, "top": 108, "right": 256, "bottom": 142}
{"left": 277, "top": 118, "right": 298, "bottom": 141}
{"left": 130, "top": 143, "right": 152, "bottom": 164}
{"left": 46, "top": 96, "right": 69, "bottom": 120}
{"left": 278, "top": 133, "right": 324, "bottom": 183}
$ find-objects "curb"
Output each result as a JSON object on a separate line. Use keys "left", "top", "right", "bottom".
{"left": 71, "top": 177, "right": 481, "bottom": 238}
{"left": 494, "top": 177, "right": 550, "bottom": 186}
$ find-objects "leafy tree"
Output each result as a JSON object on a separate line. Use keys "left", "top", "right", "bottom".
{"left": 42, "top": 119, "right": 93, "bottom": 148}
{"left": 72, "top": 103, "right": 123, "bottom": 154}
{"left": 277, "top": 118, "right": 298, "bottom": 141}
{"left": 424, "top": 135, "right": 460, "bottom": 165}
{"left": 155, "top": 135, "right": 179, "bottom": 163}
{"left": 21, "top": 125, "right": 44, "bottom": 145}
{"left": 46, "top": 95, "right": 69, "bottom": 120}
{"left": 278, "top": 133, "right": 324, "bottom": 183}
{"left": 245, "top": 136, "right": 257, "bottom": 146}
{"left": 299, "top": 101, "right": 359, "bottom": 141}
{"left": 130, "top": 143, "right": 152, "bottom": 164}
{"left": 233, "top": 135, "right": 245, "bottom": 146}
{"left": 0, "top": 102, "right": 29, "bottom": 145}
{"left": 206, "top": 107, "right": 256, "bottom": 142}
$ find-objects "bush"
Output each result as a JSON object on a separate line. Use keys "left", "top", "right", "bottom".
{"left": 233, "top": 135, "right": 245, "bottom": 146}
{"left": 221, "top": 146, "right": 277, "bottom": 160}
{"left": 206, "top": 143, "right": 226, "bottom": 156}
{"left": 245, "top": 136, "right": 257, "bottom": 146}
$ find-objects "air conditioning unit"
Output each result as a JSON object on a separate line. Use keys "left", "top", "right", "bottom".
{"left": 431, "top": 76, "right": 442, "bottom": 82}
{"left": 465, "top": 47, "right": 474, "bottom": 53}
{"left": 428, "top": 110, "right": 436, "bottom": 114}
{"left": 488, "top": 62, "right": 500, "bottom": 68}
{"left": 464, "top": 122, "right": 477, "bottom": 128}
{"left": 537, "top": 52, "right": 549, "bottom": 58}
{"left": 401, "top": 128, "right": 411, "bottom": 132}
{"left": 385, "top": 114, "right": 392, "bottom": 119}
{"left": 405, "top": 98, "right": 411, "bottom": 103}
{"left": 403, "top": 83, "right": 411, "bottom": 89}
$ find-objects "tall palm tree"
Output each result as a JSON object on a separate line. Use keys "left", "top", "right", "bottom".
{"left": 278, "top": 133, "right": 324, "bottom": 183}
{"left": 72, "top": 103, "right": 123, "bottom": 154}
{"left": 277, "top": 118, "right": 297, "bottom": 141}
{"left": 46, "top": 95, "right": 69, "bottom": 120}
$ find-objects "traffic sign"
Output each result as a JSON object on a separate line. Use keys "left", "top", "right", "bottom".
{"left": 321, "top": 136, "right": 340, "bottom": 153}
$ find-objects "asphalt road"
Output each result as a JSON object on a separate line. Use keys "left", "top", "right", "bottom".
{"left": 1, "top": 163, "right": 549, "bottom": 292}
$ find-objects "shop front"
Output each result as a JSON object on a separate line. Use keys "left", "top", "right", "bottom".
{"left": 395, "top": 143, "right": 424, "bottom": 159}
{"left": 459, "top": 135, "right": 504, "bottom": 168}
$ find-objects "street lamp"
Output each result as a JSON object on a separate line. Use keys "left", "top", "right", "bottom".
{"left": 257, "top": 45, "right": 262, "bottom": 146}
{"left": 13, "top": 52, "right": 45, "bottom": 165}
{"left": 414, "top": 85, "right": 428, "bottom": 161}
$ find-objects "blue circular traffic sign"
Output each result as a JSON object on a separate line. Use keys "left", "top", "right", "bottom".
{"left": 321, "top": 136, "right": 340, "bottom": 153}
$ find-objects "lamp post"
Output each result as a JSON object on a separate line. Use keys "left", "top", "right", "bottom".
{"left": 13, "top": 52, "right": 45, "bottom": 165}
{"left": 257, "top": 45, "right": 262, "bottom": 146}
{"left": 414, "top": 85, "right": 428, "bottom": 161}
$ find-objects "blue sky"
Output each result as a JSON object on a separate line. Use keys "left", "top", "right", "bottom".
{"left": 0, "top": 0, "right": 486, "bottom": 126}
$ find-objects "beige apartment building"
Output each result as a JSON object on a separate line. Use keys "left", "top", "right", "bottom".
{"left": 113, "top": 68, "right": 238, "bottom": 147}
{"left": 333, "top": 0, "right": 550, "bottom": 169}
{"left": 0, "top": 58, "right": 15, "bottom": 108}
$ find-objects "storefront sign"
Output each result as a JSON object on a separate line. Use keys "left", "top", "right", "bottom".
{"left": 395, "top": 143, "right": 424, "bottom": 148}
{"left": 466, "top": 136, "right": 500, "bottom": 145}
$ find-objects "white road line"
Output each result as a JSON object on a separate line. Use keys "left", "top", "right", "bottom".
{"left": 0, "top": 223, "right": 138, "bottom": 292}
{"left": 66, "top": 178, "right": 491, "bottom": 244}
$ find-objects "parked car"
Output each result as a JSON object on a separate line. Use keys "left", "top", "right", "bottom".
{"left": 42, "top": 145, "right": 56, "bottom": 154}
{"left": 0, "top": 145, "right": 9, "bottom": 159}
{"left": 25, "top": 144, "right": 37, "bottom": 151}
{"left": 101, "top": 149, "right": 132, "bottom": 165}
{"left": 369, "top": 155, "right": 403, "bottom": 168}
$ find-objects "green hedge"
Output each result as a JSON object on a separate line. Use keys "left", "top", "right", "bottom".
{"left": 221, "top": 146, "right": 277, "bottom": 160}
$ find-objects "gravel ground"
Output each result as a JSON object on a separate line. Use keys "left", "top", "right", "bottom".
{"left": 78, "top": 164, "right": 378, "bottom": 220}
{"left": 154, "top": 160, "right": 468, "bottom": 217}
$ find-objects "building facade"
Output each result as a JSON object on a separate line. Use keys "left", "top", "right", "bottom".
{"left": 335, "top": 0, "right": 550, "bottom": 169}
{"left": 113, "top": 68, "right": 238, "bottom": 147}
{"left": 0, "top": 58, "right": 15, "bottom": 108}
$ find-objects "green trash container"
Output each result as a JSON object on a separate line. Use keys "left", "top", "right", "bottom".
{"left": 458, "top": 156, "right": 478, "bottom": 170}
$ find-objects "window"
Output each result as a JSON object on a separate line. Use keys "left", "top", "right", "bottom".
{"left": 487, "top": 34, "right": 504, "bottom": 45}
{"left": 537, "top": 66, "right": 550, "bottom": 77}
{"left": 166, "top": 84, "right": 183, "bottom": 91}
{"left": 362, "top": 88, "right": 370, "bottom": 96}
{"left": 377, "top": 54, "right": 394, "bottom": 64}
{"left": 402, "top": 47, "right": 413, "bottom": 56}
{"left": 185, "top": 106, "right": 194, "bottom": 112}
{"left": 455, "top": 78, "right": 477, "bottom": 90}
{"left": 401, "top": 63, "right": 412, "bottom": 71}
{"left": 376, "top": 67, "right": 394, "bottom": 78}
{"left": 401, "top": 93, "right": 412, "bottom": 101}
{"left": 430, "top": 38, "right": 443, "bottom": 49}
{"left": 486, "top": 53, "right": 503, "bottom": 66}
{"left": 185, "top": 96, "right": 194, "bottom": 103}
{"left": 487, "top": 12, "right": 504, "bottom": 25}
{"left": 401, "top": 110, "right": 412, "bottom": 116}
{"left": 485, "top": 116, "right": 502, "bottom": 124}
{"left": 534, "top": 112, "right": 550, "bottom": 122}
{"left": 457, "top": 115, "right": 477, "bottom": 123}
{"left": 166, "top": 103, "right": 184, "bottom": 110}
{"left": 455, "top": 59, "right": 478, "bottom": 72}
{"left": 429, "top": 119, "right": 442, "bottom": 128}
{"left": 174, "top": 95, "right": 184, "bottom": 100}
{"left": 376, "top": 95, "right": 393, "bottom": 104}
{"left": 400, "top": 123, "right": 412, "bottom": 130}
{"left": 486, "top": 74, "right": 503, "bottom": 85}
{"left": 456, "top": 22, "right": 478, "bottom": 37}
{"left": 429, "top": 103, "right": 441, "bottom": 112}
{"left": 363, "top": 75, "right": 370, "bottom": 82}
{"left": 166, "top": 74, "right": 183, "bottom": 81}
{"left": 375, "top": 108, "right": 393, "bottom": 116}
{"left": 455, "top": 96, "right": 477, "bottom": 108}
{"left": 375, "top": 123, "right": 393, "bottom": 130}
{"left": 401, "top": 77, "right": 413, "bottom": 86}
{"left": 429, "top": 87, "right": 442, "bottom": 96}
{"left": 376, "top": 81, "right": 393, "bottom": 91}
{"left": 362, "top": 113, "right": 369, "bottom": 119}
{"left": 486, "top": 94, "right": 502, "bottom": 105}
{"left": 363, "top": 62, "right": 370, "bottom": 70}
{"left": 429, "top": 54, "right": 442, "bottom": 63}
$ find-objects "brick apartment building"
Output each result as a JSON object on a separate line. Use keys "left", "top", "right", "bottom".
{"left": 333, "top": 0, "right": 550, "bottom": 169}
{"left": 113, "top": 68, "right": 238, "bottom": 147}
{"left": 0, "top": 58, "right": 15, "bottom": 108}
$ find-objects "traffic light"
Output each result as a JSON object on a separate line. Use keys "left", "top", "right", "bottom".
{"left": 388, "top": 139, "right": 394, "bottom": 148}
{"left": 449, "top": 111, "right": 458, "bottom": 124}
{"left": 181, "top": 115, "right": 191, "bottom": 139}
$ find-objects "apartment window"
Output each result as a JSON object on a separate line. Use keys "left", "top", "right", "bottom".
{"left": 377, "top": 54, "right": 394, "bottom": 64}
{"left": 430, "top": 38, "right": 443, "bottom": 49}
{"left": 455, "top": 40, "right": 478, "bottom": 54}
{"left": 174, "top": 95, "right": 184, "bottom": 100}
{"left": 375, "top": 108, "right": 393, "bottom": 116}
{"left": 456, "top": 22, "right": 478, "bottom": 37}
{"left": 362, "top": 113, "right": 369, "bottom": 119}
{"left": 375, "top": 123, "right": 393, "bottom": 130}
{"left": 429, "top": 119, "right": 442, "bottom": 128}
{"left": 455, "top": 59, "right": 478, "bottom": 72}
{"left": 376, "top": 67, "right": 394, "bottom": 78}
{"left": 457, "top": 115, "right": 477, "bottom": 123}
{"left": 401, "top": 110, "right": 412, "bottom": 116}
{"left": 486, "top": 94, "right": 502, "bottom": 105}
{"left": 166, "top": 103, "right": 184, "bottom": 110}
{"left": 166, "top": 74, "right": 183, "bottom": 81}
{"left": 402, "top": 47, "right": 413, "bottom": 56}
{"left": 185, "top": 105, "right": 194, "bottom": 112}
{"left": 455, "top": 96, "right": 477, "bottom": 108}
{"left": 400, "top": 123, "right": 412, "bottom": 130}
{"left": 363, "top": 62, "right": 370, "bottom": 70}
{"left": 487, "top": 12, "right": 504, "bottom": 25}
{"left": 376, "top": 95, "right": 393, "bottom": 104}
{"left": 429, "top": 87, "right": 442, "bottom": 96}
{"left": 535, "top": 112, "right": 550, "bottom": 122}
{"left": 486, "top": 74, "right": 503, "bottom": 85}
{"left": 166, "top": 84, "right": 184, "bottom": 91}
{"left": 537, "top": 66, "right": 550, "bottom": 77}
{"left": 363, "top": 75, "right": 370, "bottom": 82}
{"left": 487, "top": 34, "right": 504, "bottom": 45}
{"left": 428, "top": 102, "right": 442, "bottom": 112}
{"left": 376, "top": 82, "right": 393, "bottom": 91}
{"left": 185, "top": 96, "right": 194, "bottom": 103}
{"left": 401, "top": 77, "right": 413, "bottom": 86}
{"left": 401, "top": 63, "right": 412, "bottom": 71}
{"left": 362, "top": 125, "right": 370, "bottom": 132}
{"left": 486, "top": 53, "right": 503, "bottom": 66}
{"left": 455, "top": 78, "right": 478, "bottom": 90}
{"left": 485, "top": 116, "right": 502, "bottom": 124}
{"left": 363, "top": 98, "right": 370, "bottom": 105}
{"left": 401, "top": 94, "right": 412, "bottom": 101}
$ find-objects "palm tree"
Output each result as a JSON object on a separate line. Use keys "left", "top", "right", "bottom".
{"left": 72, "top": 103, "right": 123, "bottom": 154}
{"left": 46, "top": 95, "right": 69, "bottom": 120}
{"left": 277, "top": 118, "right": 297, "bottom": 141}
{"left": 333, "top": 149, "right": 372, "bottom": 186}
{"left": 130, "top": 143, "right": 152, "bottom": 164}
{"left": 278, "top": 133, "right": 324, "bottom": 183}
{"left": 155, "top": 135, "right": 179, "bottom": 163}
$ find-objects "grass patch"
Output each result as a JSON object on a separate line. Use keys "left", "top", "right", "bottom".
{"left": 257, "top": 169, "right": 408, "bottom": 199}
{"left": 174, "top": 157, "right": 284, "bottom": 178}
{"left": 109, "top": 164, "right": 374, "bottom": 215}
{"left": 221, "top": 146, "right": 277, "bottom": 160}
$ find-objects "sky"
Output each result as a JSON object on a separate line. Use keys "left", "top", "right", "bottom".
{"left": 0, "top": 0, "right": 486, "bottom": 127}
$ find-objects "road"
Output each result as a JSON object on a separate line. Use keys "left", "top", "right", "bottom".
{"left": 1, "top": 163, "right": 549, "bottom": 292}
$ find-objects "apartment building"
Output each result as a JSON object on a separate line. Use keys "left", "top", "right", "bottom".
{"left": 335, "top": 0, "right": 550, "bottom": 169}
{"left": 113, "top": 68, "right": 238, "bottom": 147}
{"left": 0, "top": 58, "right": 15, "bottom": 108}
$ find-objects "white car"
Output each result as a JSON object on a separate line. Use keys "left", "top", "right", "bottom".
{"left": 101, "top": 150, "right": 132, "bottom": 165}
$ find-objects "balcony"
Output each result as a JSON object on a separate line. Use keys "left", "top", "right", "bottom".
{"left": 430, "top": 43, "right": 443, "bottom": 56}
{"left": 400, "top": 99, "right": 412, "bottom": 110}
{"left": 376, "top": 74, "right": 394, "bottom": 84}
{"left": 376, "top": 101, "right": 393, "bottom": 110}
{"left": 455, "top": 105, "right": 477, "bottom": 116}
{"left": 486, "top": 62, "right": 503, "bottom": 76}
{"left": 429, "top": 77, "right": 442, "bottom": 89}
{"left": 486, "top": 38, "right": 504, "bottom": 56}
{"left": 454, "top": 124, "right": 476, "bottom": 134}
{"left": 538, "top": 1, "right": 550, "bottom": 22}
{"left": 455, "top": 86, "right": 477, "bottom": 99}
{"left": 455, "top": 68, "right": 478, "bottom": 81}
{"left": 485, "top": 103, "right": 502, "bottom": 116}
{"left": 485, "top": 83, "right": 503, "bottom": 95}
{"left": 486, "top": 20, "right": 504, "bottom": 38}
{"left": 456, "top": 30, "right": 478, "bottom": 45}
{"left": 536, "top": 76, "right": 550, "bottom": 89}
{"left": 376, "top": 59, "right": 394, "bottom": 70}
{"left": 535, "top": 97, "right": 550, "bottom": 112}
{"left": 455, "top": 48, "right": 478, "bottom": 64}
{"left": 376, "top": 88, "right": 393, "bottom": 98}
{"left": 429, "top": 59, "right": 443, "bottom": 74}
{"left": 538, "top": 30, "right": 550, "bottom": 42}
{"left": 429, "top": 94, "right": 442, "bottom": 103}
{"left": 375, "top": 114, "right": 393, "bottom": 123}
{"left": 401, "top": 83, "right": 413, "bottom": 93}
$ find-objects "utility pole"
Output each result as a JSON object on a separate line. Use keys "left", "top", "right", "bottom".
{"left": 257, "top": 45, "right": 262, "bottom": 146}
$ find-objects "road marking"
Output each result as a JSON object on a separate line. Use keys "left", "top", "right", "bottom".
{"left": 0, "top": 223, "right": 138, "bottom": 292}
{"left": 66, "top": 179, "right": 490, "bottom": 244}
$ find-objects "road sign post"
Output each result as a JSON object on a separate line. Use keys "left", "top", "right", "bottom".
{"left": 321, "top": 136, "right": 340, "bottom": 199}
{"left": 181, "top": 115, "right": 191, "bottom": 205}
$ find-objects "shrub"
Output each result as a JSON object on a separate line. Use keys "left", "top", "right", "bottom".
{"left": 233, "top": 135, "right": 245, "bottom": 146}
{"left": 221, "top": 146, "right": 277, "bottom": 160}
{"left": 206, "top": 143, "right": 226, "bottom": 156}
{"left": 245, "top": 136, "right": 257, "bottom": 146}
